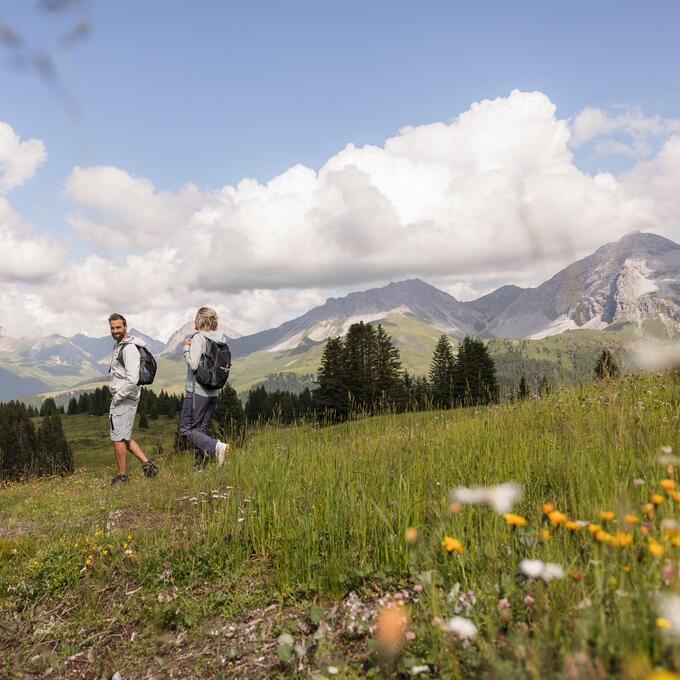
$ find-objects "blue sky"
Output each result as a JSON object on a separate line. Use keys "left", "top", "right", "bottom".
{"left": 1, "top": 1, "right": 680, "bottom": 338}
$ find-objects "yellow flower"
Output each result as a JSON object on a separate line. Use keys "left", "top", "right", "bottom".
{"left": 670, "top": 491, "right": 680, "bottom": 503}
{"left": 661, "top": 479, "right": 676, "bottom": 491}
{"left": 85, "top": 557, "right": 92, "bottom": 565}
{"left": 672, "top": 536, "right": 680, "bottom": 548}
{"left": 588, "top": 523, "right": 602, "bottom": 535}
{"left": 504, "top": 513, "right": 527, "bottom": 527}
{"left": 565, "top": 521, "right": 582, "bottom": 532}
{"left": 405, "top": 527, "right": 419, "bottom": 544}
{"left": 539, "top": 528, "right": 551, "bottom": 541}
{"left": 542, "top": 503, "right": 555, "bottom": 515}
{"left": 624, "top": 514, "right": 640, "bottom": 524}
{"left": 614, "top": 532, "right": 633, "bottom": 547}
{"left": 647, "top": 671, "right": 680, "bottom": 680}
{"left": 657, "top": 617, "right": 672, "bottom": 629}
{"left": 600, "top": 511, "right": 615, "bottom": 522}
{"left": 648, "top": 540, "right": 665, "bottom": 557}
{"left": 548, "top": 510, "right": 568, "bottom": 527}
{"left": 623, "top": 565, "right": 632, "bottom": 573}
{"left": 651, "top": 494, "right": 665, "bottom": 506}
{"left": 644, "top": 502, "right": 655, "bottom": 515}
{"left": 442, "top": 536, "right": 464, "bottom": 553}
{"left": 596, "top": 530, "right": 613, "bottom": 544}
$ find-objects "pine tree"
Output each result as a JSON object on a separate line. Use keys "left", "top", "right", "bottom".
{"left": 429, "top": 334, "right": 455, "bottom": 408}
{"left": 595, "top": 349, "right": 620, "bottom": 379}
{"left": 454, "top": 337, "right": 499, "bottom": 406}
{"left": 67, "top": 397, "right": 78, "bottom": 416}
{"left": 211, "top": 383, "right": 246, "bottom": 445}
{"left": 343, "top": 322, "right": 378, "bottom": 413}
{"left": 316, "top": 337, "right": 348, "bottom": 420}
{"left": 518, "top": 375, "right": 529, "bottom": 400}
{"left": 139, "top": 412, "right": 149, "bottom": 429}
{"left": 374, "top": 324, "right": 404, "bottom": 410}
{"left": 539, "top": 375, "right": 552, "bottom": 396}
{"left": 39, "top": 397, "right": 57, "bottom": 417}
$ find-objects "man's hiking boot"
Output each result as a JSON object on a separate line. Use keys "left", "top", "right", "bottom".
{"left": 193, "top": 453, "right": 208, "bottom": 473}
{"left": 142, "top": 460, "right": 158, "bottom": 478}
{"left": 110, "top": 473, "right": 129, "bottom": 487}
{"left": 215, "top": 441, "right": 230, "bottom": 466}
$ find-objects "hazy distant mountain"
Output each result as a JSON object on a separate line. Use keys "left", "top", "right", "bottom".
{"left": 161, "top": 321, "right": 242, "bottom": 357}
{"left": 479, "top": 232, "right": 680, "bottom": 338}
{"left": 0, "top": 328, "right": 165, "bottom": 402}
{"left": 5, "top": 231, "right": 680, "bottom": 403}
{"left": 229, "top": 278, "right": 484, "bottom": 358}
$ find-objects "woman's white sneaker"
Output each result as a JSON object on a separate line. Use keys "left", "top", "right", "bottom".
{"left": 215, "top": 441, "right": 230, "bottom": 466}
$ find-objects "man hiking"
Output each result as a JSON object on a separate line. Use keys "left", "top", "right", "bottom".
{"left": 108, "top": 313, "right": 158, "bottom": 486}
{"left": 179, "top": 306, "right": 231, "bottom": 470}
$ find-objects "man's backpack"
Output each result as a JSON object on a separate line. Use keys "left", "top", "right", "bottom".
{"left": 194, "top": 336, "right": 232, "bottom": 390}
{"left": 119, "top": 345, "right": 157, "bottom": 386}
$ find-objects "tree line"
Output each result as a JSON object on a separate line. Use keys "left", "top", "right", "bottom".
{"left": 237, "top": 322, "right": 500, "bottom": 424}
{"left": 62, "top": 386, "right": 183, "bottom": 420}
{"left": 0, "top": 401, "right": 73, "bottom": 480}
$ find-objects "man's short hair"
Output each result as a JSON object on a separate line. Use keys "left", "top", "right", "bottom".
{"left": 108, "top": 313, "right": 127, "bottom": 326}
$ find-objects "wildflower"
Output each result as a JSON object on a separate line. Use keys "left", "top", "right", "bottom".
{"left": 648, "top": 540, "right": 665, "bottom": 557}
{"left": 497, "top": 597, "right": 511, "bottom": 610}
{"left": 624, "top": 514, "right": 640, "bottom": 524}
{"left": 376, "top": 604, "right": 409, "bottom": 650}
{"left": 644, "top": 502, "right": 655, "bottom": 516}
{"left": 600, "top": 511, "right": 615, "bottom": 522}
{"left": 565, "top": 521, "right": 582, "bottom": 532}
{"left": 539, "top": 528, "right": 551, "bottom": 541}
{"left": 623, "top": 565, "right": 632, "bottom": 573}
{"left": 651, "top": 494, "right": 665, "bottom": 506}
{"left": 672, "top": 536, "right": 680, "bottom": 549}
{"left": 595, "top": 530, "right": 614, "bottom": 544}
{"left": 657, "top": 593, "right": 680, "bottom": 640}
{"left": 633, "top": 478, "right": 645, "bottom": 486}
{"left": 662, "top": 519, "right": 680, "bottom": 539}
{"left": 442, "top": 536, "right": 464, "bottom": 553}
{"left": 451, "top": 483, "right": 523, "bottom": 514}
{"left": 542, "top": 503, "right": 555, "bottom": 514}
{"left": 85, "top": 556, "right": 93, "bottom": 565}
{"left": 445, "top": 616, "right": 477, "bottom": 639}
{"left": 523, "top": 595, "right": 535, "bottom": 609}
{"left": 503, "top": 513, "right": 527, "bottom": 527}
{"left": 519, "top": 559, "right": 565, "bottom": 582}
{"left": 448, "top": 502, "right": 462, "bottom": 514}
{"left": 569, "top": 571, "right": 584, "bottom": 581}
{"left": 548, "top": 510, "right": 568, "bottom": 527}
{"left": 661, "top": 479, "right": 676, "bottom": 491}
{"left": 405, "top": 527, "right": 419, "bottom": 545}
{"left": 614, "top": 532, "right": 633, "bottom": 548}
{"left": 588, "top": 523, "right": 602, "bottom": 535}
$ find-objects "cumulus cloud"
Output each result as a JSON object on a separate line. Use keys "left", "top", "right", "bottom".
{"left": 4, "top": 90, "right": 680, "bottom": 339}
{"left": 0, "top": 197, "right": 67, "bottom": 283}
{"left": 64, "top": 91, "right": 654, "bottom": 297}
{"left": 571, "top": 106, "right": 680, "bottom": 158}
{"left": 0, "top": 122, "right": 47, "bottom": 192}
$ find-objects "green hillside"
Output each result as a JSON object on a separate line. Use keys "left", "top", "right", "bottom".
{"left": 24, "top": 317, "right": 646, "bottom": 405}
{"left": 2, "top": 375, "right": 680, "bottom": 677}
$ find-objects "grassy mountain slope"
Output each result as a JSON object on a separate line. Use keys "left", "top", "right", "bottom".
{"left": 2, "top": 375, "right": 680, "bottom": 677}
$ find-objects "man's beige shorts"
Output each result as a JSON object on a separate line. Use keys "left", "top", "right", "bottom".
{"left": 109, "top": 399, "right": 139, "bottom": 441}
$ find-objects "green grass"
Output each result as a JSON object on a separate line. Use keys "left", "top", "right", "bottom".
{"left": 2, "top": 374, "right": 680, "bottom": 677}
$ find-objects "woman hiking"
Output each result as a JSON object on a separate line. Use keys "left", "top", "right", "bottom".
{"left": 179, "top": 307, "right": 231, "bottom": 470}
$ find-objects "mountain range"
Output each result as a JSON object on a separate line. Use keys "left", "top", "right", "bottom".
{"left": 2, "top": 231, "right": 679, "bottom": 402}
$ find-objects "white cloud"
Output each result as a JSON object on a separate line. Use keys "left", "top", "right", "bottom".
{"left": 4, "top": 90, "right": 680, "bottom": 339}
{"left": 0, "top": 122, "right": 47, "bottom": 192}
{"left": 571, "top": 106, "right": 680, "bottom": 158}
{"left": 0, "top": 197, "right": 67, "bottom": 283}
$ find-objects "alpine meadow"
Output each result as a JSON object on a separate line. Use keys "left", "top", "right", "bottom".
{"left": 4, "top": 2, "right": 680, "bottom": 679}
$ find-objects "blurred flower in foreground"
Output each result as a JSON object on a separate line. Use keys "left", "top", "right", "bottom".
{"left": 451, "top": 483, "right": 522, "bottom": 514}
{"left": 646, "top": 670, "right": 680, "bottom": 680}
{"left": 548, "top": 511, "right": 568, "bottom": 527}
{"left": 405, "top": 527, "right": 419, "bottom": 545}
{"left": 519, "top": 559, "right": 565, "bottom": 582}
{"left": 600, "top": 511, "right": 615, "bottom": 522}
{"left": 503, "top": 513, "right": 527, "bottom": 527}
{"left": 657, "top": 593, "right": 680, "bottom": 639}
{"left": 661, "top": 479, "right": 676, "bottom": 491}
{"left": 376, "top": 604, "right": 409, "bottom": 651}
{"left": 445, "top": 616, "right": 478, "bottom": 639}
{"left": 442, "top": 536, "right": 464, "bottom": 553}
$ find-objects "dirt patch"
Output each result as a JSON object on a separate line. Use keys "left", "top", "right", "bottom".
{"left": 0, "top": 512, "right": 39, "bottom": 539}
